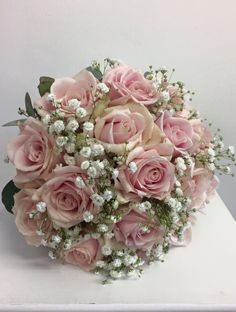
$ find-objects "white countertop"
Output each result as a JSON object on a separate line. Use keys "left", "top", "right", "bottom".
{"left": 0, "top": 193, "right": 236, "bottom": 311}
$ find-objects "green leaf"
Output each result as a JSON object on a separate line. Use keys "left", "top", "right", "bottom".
{"left": 86, "top": 66, "right": 103, "bottom": 81}
{"left": 1, "top": 180, "right": 20, "bottom": 214}
{"left": 144, "top": 71, "right": 152, "bottom": 79}
{"left": 25, "top": 92, "right": 36, "bottom": 117}
{"left": 2, "top": 119, "right": 27, "bottom": 127}
{"left": 38, "top": 76, "right": 55, "bottom": 97}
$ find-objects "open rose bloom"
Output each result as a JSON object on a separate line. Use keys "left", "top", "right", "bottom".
{"left": 2, "top": 59, "right": 234, "bottom": 283}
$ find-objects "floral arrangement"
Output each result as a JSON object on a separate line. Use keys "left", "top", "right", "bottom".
{"left": 2, "top": 59, "right": 235, "bottom": 283}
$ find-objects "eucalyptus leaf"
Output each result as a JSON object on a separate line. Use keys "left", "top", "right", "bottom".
{"left": 38, "top": 76, "right": 55, "bottom": 97}
{"left": 1, "top": 180, "right": 20, "bottom": 214}
{"left": 86, "top": 66, "right": 103, "bottom": 81}
{"left": 2, "top": 119, "right": 27, "bottom": 127}
{"left": 25, "top": 92, "right": 36, "bottom": 117}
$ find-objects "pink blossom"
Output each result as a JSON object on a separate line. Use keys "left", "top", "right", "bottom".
{"left": 156, "top": 111, "right": 194, "bottom": 155}
{"left": 64, "top": 238, "right": 102, "bottom": 271}
{"left": 13, "top": 189, "right": 53, "bottom": 246}
{"left": 35, "top": 70, "right": 97, "bottom": 119}
{"left": 115, "top": 147, "right": 175, "bottom": 200}
{"left": 103, "top": 65, "right": 159, "bottom": 106}
{"left": 33, "top": 166, "right": 98, "bottom": 228}
{"left": 94, "top": 102, "right": 161, "bottom": 154}
{"left": 7, "top": 117, "right": 58, "bottom": 186}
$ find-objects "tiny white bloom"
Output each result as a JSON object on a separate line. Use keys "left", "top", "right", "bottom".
{"left": 225, "top": 166, "right": 231, "bottom": 174}
{"left": 36, "top": 201, "right": 47, "bottom": 213}
{"left": 84, "top": 233, "right": 91, "bottom": 240}
{"left": 110, "top": 270, "right": 123, "bottom": 279}
{"left": 41, "top": 239, "right": 48, "bottom": 246}
{"left": 96, "top": 260, "right": 106, "bottom": 268}
{"left": 48, "top": 250, "right": 56, "bottom": 260}
{"left": 124, "top": 255, "right": 138, "bottom": 266}
{"left": 91, "top": 144, "right": 104, "bottom": 156}
{"left": 112, "top": 200, "right": 119, "bottom": 210}
{"left": 207, "top": 162, "right": 215, "bottom": 171}
{"left": 112, "top": 258, "right": 122, "bottom": 268}
{"left": 110, "top": 215, "right": 117, "bottom": 223}
{"left": 52, "top": 235, "right": 62, "bottom": 244}
{"left": 104, "top": 232, "right": 114, "bottom": 239}
{"left": 93, "top": 160, "right": 105, "bottom": 171}
{"left": 42, "top": 114, "right": 51, "bottom": 125}
{"left": 97, "top": 82, "right": 109, "bottom": 94}
{"left": 128, "top": 161, "right": 138, "bottom": 173}
{"left": 64, "top": 154, "right": 75, "bottom": 165}
{"left": 97, "top": 224, "right": 108, "bottom": 233}
{"left": 47, "top": 93, "right": 54, "bottom": 102}
{"left": 29, "top": 212, "right": 35, "bottom": 219}
{"left": 80, "top": 146, "right": 92, "bottom": 158}
{"left": 65, "top": 142, "right": 76, "bottom": 154}
{"left": 160, "top": 90, "right": 170, "bottom": 103}
{"left": 208, "top": 148, "right": 216, "bottom": 157}
{"left": 76, "top": 107, "right": 87, "bottom": 118}
{"left": 53, "top": 120, "right": 65, "bottom": 134}
{"left": 81, "top": 160, "right": 90, "bottom": 170}
{"left": 55, "top": 109, "right": 65, "bottom": 118}
{"left": 175, "top": 201, "right": 182, "bottom": 211}
{"left": 127, "top": 269, "right": 139, "bottom": 279}
{"left": 83, "top": 211, "right": 94, "bottom": 223}
{"left": 186, "top": 198, "right": 192, "bottom": 206}
{"left": 91, "top": 232, "right": 101, "bottom": 239}
{"left": 175, "top": 188, "right": 183, "bottom": 196}
{"left": 66, "top": 119, "right": 79, "bottom": 132}
{"left": 75, "top": 176, "right": 85, "bottom": 188}
{"left": 116, "top": 250, "right": 124, "bottom": 257}
{"left": 87, "top": 166, "right": 97, "bottom": 178}
{"left": 83, "top": 121, "right": 94, "bottom": 132}
{"left": 228, "top": 145, "right": 235, "bottom": 155}
{"left": 175, "top": 180, "right": 181, "bottom": 187}
{"left": 91, "top": 193, "right": 104, "bottom": 206}
{"left": 36, "top": 229, "right": 44, "bottom": 236}
{"left": 56, "top": 136, "right": 68, "bottom": 147}
{"left": 138, "top": 201, "right": 151, "bottom": 212}
{"left": 64, "top": 239, "right": 72, "bottom": 250}
{"left": 68, "top": 98, "right": 81, "bottom": 110}
{"left": 103, "top": 190, "right": 113, "bottom": 201}
{"left": 102, "top": 245, "right": 112, "bottom": 256}
{"left": 112, "top": 169, "right": 119, "bottom": 179}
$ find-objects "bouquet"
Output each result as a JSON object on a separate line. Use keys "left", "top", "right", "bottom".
{"left": 2, "top": 59, "right": 235, "bottom": 283}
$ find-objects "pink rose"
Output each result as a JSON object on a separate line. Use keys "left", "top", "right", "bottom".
{"left": 13, "top": 189, "right": 53, "bottom": 246}
{"left": 156, "top": 111, "right": 193, "bottom": 155}
{"left": 103, "top": 65, "right": 159, "bottom": 106}
{"left": 115, "top": 147, "right": 175, "bottom": 200}
{"left": 114, "top": 210, "right": 163, "bottom": 249}
{"left": 64, "top": 238, "right": 102, "bottom": 271}
{"left": 7, "top": 117, "right": 58, "bottom": 185}
{"left": 34, "top": 166, "right": 98, "bottom": 228}
{"left": 94, "top": 102, "right": 161, "bottom": 154}
{"left": 35, "top": 70, "right": 96, "bottom": 119}
{"left": 189, "top": 119, "right": 212, "bottom": 154}
{"left": 182, "top": 168, "right": 219, "bottom": 210}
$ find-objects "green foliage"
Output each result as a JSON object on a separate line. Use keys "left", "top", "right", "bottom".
{"left": 1, "top": 180, "right": 20, "bottom": 214}
{"left": 86, "top": 66, "right": 103, "bottom": 81}
{"left": 38, "top": 76, "right": 55, "bottom": 97}
{"left": 25, "top": 92, "right": 36, "bottom": 117}
{"left": 2, "top": 119, "right": 27, "bottom": 127}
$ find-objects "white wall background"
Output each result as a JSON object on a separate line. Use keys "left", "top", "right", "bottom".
{"left": 0, "top": 0, "right": 236, "bottom": 218}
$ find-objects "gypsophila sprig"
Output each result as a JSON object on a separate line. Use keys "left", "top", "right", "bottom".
{"left": 2, "top": 58, "right": 234, "bottom": 284}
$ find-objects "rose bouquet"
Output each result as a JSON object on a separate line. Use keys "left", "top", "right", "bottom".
{"left": 2, "top": 59, "right": 235, "bottom": 283}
